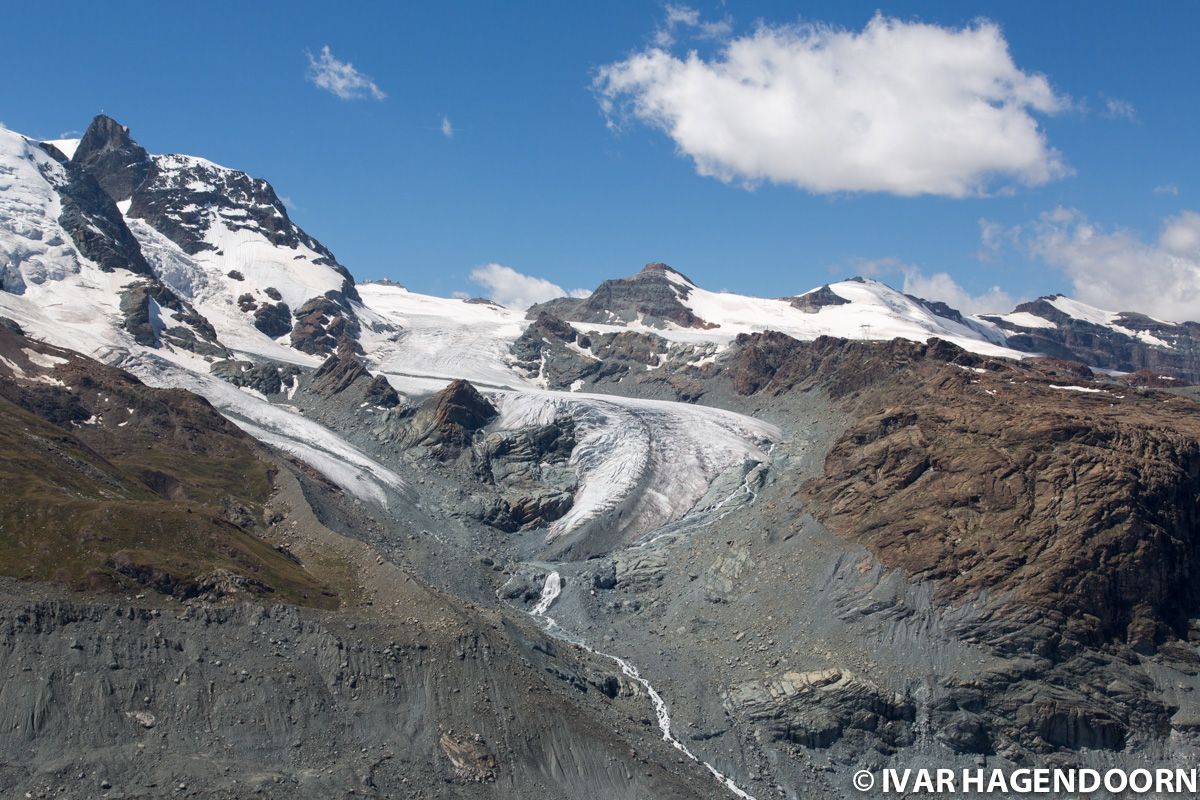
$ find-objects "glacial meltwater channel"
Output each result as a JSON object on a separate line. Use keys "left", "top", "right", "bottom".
{"left": 529, "top": 571, "right": 757, "bottom": 800}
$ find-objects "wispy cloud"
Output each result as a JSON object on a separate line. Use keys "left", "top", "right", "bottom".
{"left": 653, "top": 4, "right": 732, "bottom": 47}
{"left": 441, "top": 115, "right": 454, "bottom": 138}
{"left": 1154, "top": 183, "right": 1180, "bottom": 197}
{"left": 598, "top": 14, "right": 1069, "bottom": 197}
{"left": 469, "top": 263, "right": 588, "bottom": 309}
{"left": 1101, "top": 95, "right": 1137, "bottom": 121}
{"left": 306, "top": 45, "right": 386, "bottom": 101}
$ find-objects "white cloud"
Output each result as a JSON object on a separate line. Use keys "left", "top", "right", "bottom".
{"left": 468, "top": 263, "right": 589, "bottom": 309}
{"left": 306, "top": 45, "right": 386, "bottom": 101}
{"left": 1154, "top": 183, "right": 1180, "bottom": 197}
{"left": 596, "top": 13, "right": 1069, "bottom": 197}
{"left": 1027, "top": 208, "right": 1200, "bottom": 321}
{"left": 441, "top": 115, "right": 454, "bottom": 138}
{"left": 279, "top": 195, "right": 297, "bottom": 211}
{"left": 1101, "top": 96, "right": 1137, "bottom": 121}
{"left": 900, "top": 268, "right": 1016, "bottom": 315}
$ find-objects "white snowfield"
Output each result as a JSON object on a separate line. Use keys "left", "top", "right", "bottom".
{"left": 357, "top": 283, "right": 529, "bottom": 388}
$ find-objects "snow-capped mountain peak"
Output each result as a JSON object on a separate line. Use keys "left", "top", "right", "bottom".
{"left": 1, "top": 115, "right": 364, "bottom": 365}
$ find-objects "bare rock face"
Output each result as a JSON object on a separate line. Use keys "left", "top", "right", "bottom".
{"left": 210, "top": 358, "right": 300, "bottom": 396}
{"left": 118, "top": 279, "right": 226, "bottom": 356}
{"left": 528, "top": 262, "right": 716, "bottom": 329}
{"left": 392, "top": 379, "right": 498, "bottom": 459}
{"left": 45, "top": 147, "right": 153, "bottom": 277}
{"left": 253, "top": 300, "right": 292, "bottom": 338}
{"left": 511, "top": 313, "right": 669, "bottom": 389}
{"left": 724, "top": 669, "right": 915, "bottom": 750}
{"left": 310, "top": 350, "right": 400, "bottom": 408}
{"left": 69, "top": 114, "right": 152, "bottom": 202}
{"left": 730, "top": 332, "right": 1200, "bottom": 652}
{"left": 290, "top": 293, "right": 360, "bottom": 355}
{"left": 723, "top": 331, "right": 1200, "bottom": 758}
{"left": 788, "top": 285, "right": 850, "bottom": 313}
{"left": 474, "top": 420, "right": 576, "bottom": 531}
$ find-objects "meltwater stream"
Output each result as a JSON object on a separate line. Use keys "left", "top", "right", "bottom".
{"left": 529, "top": 571, "right": 757, "bottom": 800}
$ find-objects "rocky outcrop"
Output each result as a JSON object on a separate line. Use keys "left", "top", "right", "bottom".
{"left": 310, "top": 350, "right": 399, "bottom": 408}
{"left": 528, "top": 262, "right": 716, "bottom": 329}
{"left": 253, "top": 300, "right": 292, "bottom": 338}
{"left": 983, "top": 295, "right": 1200, "bottom": 382}
{"left": 393, "top": 380, "right": 497, "bottom": 459}
{"left": 210, "top": 358, "right": 300, "bottom": 396}
{"left": 473, "top": 420, "right": 577, "bottom": 531}
{"left": 118, "top": 279, "right": 226, "bottom": 356}
{"left": 788, "top": 285, "right": 850, "bottom": 313}
{"left": 511, "top": 313, "right": 670, "bottom": 389}
{"left": 291, "top": 293, "right": 360, "bottom": 355}
{"left": 724, "top": 669, "right": 915, "bottom": 750}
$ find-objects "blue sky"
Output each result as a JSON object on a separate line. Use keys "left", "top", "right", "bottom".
{"left": 2, "top": 1, "right": 1198, "bottom": 317}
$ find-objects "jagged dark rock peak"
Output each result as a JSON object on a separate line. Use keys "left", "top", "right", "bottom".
{"left": 787, "top": 284, "right": 850, "bottom": 313}
{"left": 70, "top": 114, "right": 362, "bottom": 308}
{"left": 527, "top": 262, "right": 715, "bottom": 329}
{"left": 982, "top": 295, "right": 1200, "bottom": 381}
{"left": 70, "top": 114, "right": 152, "bottom": 201}
{"left": 33, "top": 138, "right": 154, "bottom": 278}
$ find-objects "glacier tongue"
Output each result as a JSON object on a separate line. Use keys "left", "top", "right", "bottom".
{"left": 490, "top": 388, "right": 779, "bottom": 544}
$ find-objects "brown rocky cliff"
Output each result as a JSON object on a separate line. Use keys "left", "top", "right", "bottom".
{"left": 729, "top": 332, "right": 1200, "bottom": 652}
